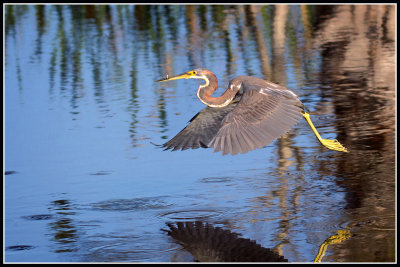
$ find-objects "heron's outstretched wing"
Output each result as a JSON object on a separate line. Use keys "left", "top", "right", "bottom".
{"left": 209, "top": 81, "right": 304, "bottom": 155}
{"left": 162, "top": 102, "right": 238, "bottom": 151}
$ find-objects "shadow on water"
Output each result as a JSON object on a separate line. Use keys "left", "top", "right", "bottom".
{"left": 4, "top": 4, "right": 395, "bottom": 263}
{"left": 164, "top": 221, "right": 288, "bottom": 262}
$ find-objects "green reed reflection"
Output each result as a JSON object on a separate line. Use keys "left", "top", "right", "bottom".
{"left": 5, "top": 4, "right": 395, "bottom": 262}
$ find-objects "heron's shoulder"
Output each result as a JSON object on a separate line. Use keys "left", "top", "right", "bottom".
{"left": 231, "top": 76, "right": 283, "bottom": 89}
{"left": 230, "top": 76, "right": 299, "bottom": 99}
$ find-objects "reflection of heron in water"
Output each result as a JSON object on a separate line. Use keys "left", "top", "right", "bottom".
{"left": 164, "top": 221, "right": 287, "bottom": 262}
{"left": 156, "top": 68, "right": 348, "bottom": 155}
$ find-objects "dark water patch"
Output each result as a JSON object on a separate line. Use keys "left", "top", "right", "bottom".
{"left": 48, "top": 199, "right": 76, "bottom": 216}
{"left": 89, "top": 170, "right": 112, "bottom": 176}
{"left": 159, "top": 209, "right": 224, "bottom": 221}
{"left": 5, "top": 171, "right": 18, "bottom": 175}
{"left": 90, "top": 197, "right": 172, "bottom": 211}
{"left": 22, "top": 214, "right": 54, "bottom": 220}
{"left": 6, "top": 245, "right": 35, "bottom": 251}
{"left": 79, "top": 233, "right": 177, "bottom": 262}
{"left": 347, "top": 214, "right": 395, "bottom": 231}
{"left": 199, "top": 177, "right": 232, "bottom": 183}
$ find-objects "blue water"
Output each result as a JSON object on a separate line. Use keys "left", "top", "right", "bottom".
{"left": 5, "top": 5, "right": 395, "bottom": 262}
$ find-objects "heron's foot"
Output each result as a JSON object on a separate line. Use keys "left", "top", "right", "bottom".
{"left": 314, "top": 229, "right": 351, "bottom": 262}
{"left": 319, "top": 138, "right": 348, "bottom": 153}
{"left": 326, "top": 229, "right": 351, "bottom": 245}
{"left": 301, "top": 111, "right": 348, "bottom": 153}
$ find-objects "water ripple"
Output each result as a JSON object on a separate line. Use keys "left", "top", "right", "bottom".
{"left": 89, "top": 197, "right": 172, "bottom": 212}
{"left": 159, "top": 209, "right": 224, "bottom": 221}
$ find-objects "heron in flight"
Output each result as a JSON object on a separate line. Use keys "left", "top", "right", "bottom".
{"left": 156, "top": 68, "right": 348, "bottom": 155}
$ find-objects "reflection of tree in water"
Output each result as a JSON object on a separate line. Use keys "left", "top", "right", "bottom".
{"left": 4, "top": 4, "right": 395, "bottom": 262}
{"left": 311, "top": 5, "right": 395, "bottom": 262}
{"left": 49, "top": 199, "right": 79, "bottom": 253}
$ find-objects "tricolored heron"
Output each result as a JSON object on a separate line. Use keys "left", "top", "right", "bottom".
{"left": 156, "top": 68, "right": 348, "bottom": 155}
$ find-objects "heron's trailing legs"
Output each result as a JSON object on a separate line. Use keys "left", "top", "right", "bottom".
{"left": 302, "top": 111, "right": 348, "bottom": 153}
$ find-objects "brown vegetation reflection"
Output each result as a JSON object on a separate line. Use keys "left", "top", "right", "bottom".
{"left": 312, "top": 5, "right": 395, "bottom": 262}
{"left": 5, "top": 4, "right": 395, "bottom": 262}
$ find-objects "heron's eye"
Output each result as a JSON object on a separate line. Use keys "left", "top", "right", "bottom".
{"left": 192, "top": 71, "right": 197, "bottom": 75}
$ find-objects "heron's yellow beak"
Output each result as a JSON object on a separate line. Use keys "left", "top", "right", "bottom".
{"left": 155, "top": 71, "right": 196, "bottom": 83}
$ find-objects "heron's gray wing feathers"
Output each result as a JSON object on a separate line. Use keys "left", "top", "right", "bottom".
{"left": 209, "top": 83, "right": 303, "bottom": 155}
{"left": 162, "top": 102, "right": 237, "bottom": 151}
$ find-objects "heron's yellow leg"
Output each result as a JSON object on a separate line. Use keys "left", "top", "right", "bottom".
{"left": 314, "top": 229, "right": 351, "bottom": 262}
{"left": 302, "top": 111, "right": 348, "bottom": 153}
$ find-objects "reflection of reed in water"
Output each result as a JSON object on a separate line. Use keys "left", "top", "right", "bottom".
{"left": 164, "top": 221, "right": 287, "bottom": 262}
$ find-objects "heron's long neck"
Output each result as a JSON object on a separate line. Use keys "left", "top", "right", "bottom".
{"left": 197, "top": 74, "right": 238, "bottom": 108}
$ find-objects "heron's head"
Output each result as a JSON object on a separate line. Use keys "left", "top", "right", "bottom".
{"left": 156, "top": 68, "right": 213, "bottom": 83}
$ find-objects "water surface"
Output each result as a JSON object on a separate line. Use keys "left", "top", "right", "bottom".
{"left": 4, "top": 4, "right": 396, "bottom": 262}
